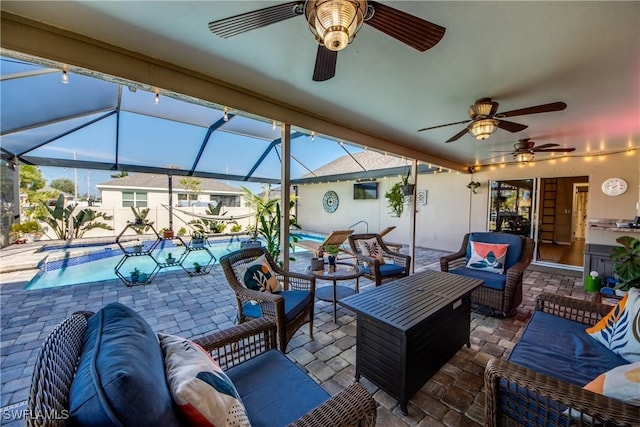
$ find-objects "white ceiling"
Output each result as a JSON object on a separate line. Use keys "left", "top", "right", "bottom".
{"left": 2, "top": 1, "right": 639, "bottom": 168}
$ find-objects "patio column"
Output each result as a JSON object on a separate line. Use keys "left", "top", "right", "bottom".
{"left": 168, "top": 175, "right": 173, "bottom": 230}
{"left": 280, "top": 123, "right": 291, "bottom": 271}
{"left": 409, "top": 159, "right": 417, "bottom": 273}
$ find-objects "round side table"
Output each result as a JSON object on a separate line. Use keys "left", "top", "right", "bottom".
{"left": 307, "top": 261, "right": 363, "bottom": 322}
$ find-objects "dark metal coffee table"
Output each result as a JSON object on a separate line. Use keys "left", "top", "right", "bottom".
{"left": 307, "top": 261, "right": 363, "bottom": 323}
{"left": 339, "top": 270, "right": 484, "bottom": 414}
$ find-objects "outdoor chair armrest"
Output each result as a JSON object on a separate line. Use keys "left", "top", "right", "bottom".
{"left": 192, "top": 318, "right": 278, "bottom": 371}
{"left": 535, "top": 293, "right": 611, "bottom": 326}
{"left": 439, "top": 250, "right": 467, "bottom": 272}
{"left": 484, "top": 358, "right": 639, "bottom": 427}
{"left": 289, "top": 383, "right": 377, "bottom": 427}
{"left": 504, "top": 259, "right": 530, "bottom": 286}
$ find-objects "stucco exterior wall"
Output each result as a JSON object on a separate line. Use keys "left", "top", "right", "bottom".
{"left": 296, "top": 151, "right": 640, "bottom": 252}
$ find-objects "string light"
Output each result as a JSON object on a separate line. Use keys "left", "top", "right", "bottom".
{"left": 61, "top": 66, "right": 69, "bottom": 84}
{"left": 311, "top": 131, "right": 315, "bottom": 141}
{"left": 223, "top": 107, "right": 229, "bottom": 122}
{"left": 154, "top": 92, "right": 159, "bottom": 105}
{"left": 272, "top": 120, "right": 277, "bottom": 130}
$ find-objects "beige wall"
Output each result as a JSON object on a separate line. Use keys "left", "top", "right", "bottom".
{"left": 297, "top": 151, "right": 640, "bottom": 252}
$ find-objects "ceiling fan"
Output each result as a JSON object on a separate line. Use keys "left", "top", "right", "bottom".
{"left": 491, "top": 138, "right": 576, "bottom": 163}
{"left": 417, "top": 98, "right": 567, "bottom": 143}
{"left": 208, "top": 1, "right": 445, "bottom": 81}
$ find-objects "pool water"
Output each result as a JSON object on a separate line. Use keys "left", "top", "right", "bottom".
{"left": 26, "top": 233, "right": 325, "bottom": 290}
{"left": 26, "top": 239, "right": 242, "bottom": 290}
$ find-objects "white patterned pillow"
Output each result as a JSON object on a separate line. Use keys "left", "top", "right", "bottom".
{"left": 236, "top": 254, "right": 282, "bottom": 293}
{"left": 358, "top": 238, "right": 385, "bottom": 264}
{"left": 583, "top": 361, "right": 640, "bottom": 406}
{"left": 586, "top": 288, "right": 640, "bottom": 363}
{"left": 466, "top": 241, "right": 509, "bottom": 274}
{"left": 159, "top": 333, "right": 250, "bottom": 427}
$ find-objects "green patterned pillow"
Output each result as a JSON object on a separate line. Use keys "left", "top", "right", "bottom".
{"left": 236, "top": 255, "right": 282, "bottom": 293}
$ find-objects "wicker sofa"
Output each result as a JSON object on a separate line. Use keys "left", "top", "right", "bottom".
{"left": 27, "top": 304, "right": 376, "bottom": 427}
{"left": 484, "top": 294, "right": 639, "bottom": 426}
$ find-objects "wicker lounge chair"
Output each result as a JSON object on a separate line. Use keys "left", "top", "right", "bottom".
{"left": 220, "top": 246, "right": 315, "bottom": 352}
{"left": 28, "top": 313, "right": 377, "bottom": 427}
{"left": 294, "top": 229, "right": 354, "bottom": 259}
{"left": 348, "top": 233, "right": 411, "bottom": 286}
{"left": 440, "top": 232, "right": 534, "bottom": 317}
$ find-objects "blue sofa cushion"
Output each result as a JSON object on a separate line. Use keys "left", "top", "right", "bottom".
{"left": 468, "top": 232, "right": 523, "bottom": 270}
{"left": 509, "top": 310, "right": 628, "bottom": 386}
{"left": 242, "top": 290, "right": 310, "bottom": 321}
{"left": 363, "top": 263, "right": 406, "bottom": 277}
{"left": 450, "top": 267, "right": 506, "bottom": 290}
{"left": 69, "top": 302, "right": 181, "bottom": 427}
{"left": 226, "top": 349, "right": 330, "bottom": 427}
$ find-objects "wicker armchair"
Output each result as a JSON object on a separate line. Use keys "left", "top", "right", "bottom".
{"left": 484, "top": 294, "right": 639, "bottom": 427}
{"left": 348, "top": 233, "right": 411, "bottom": 286}
{"left": 28, "top": 314, "right": 377, "bottom": 427}
{"left": 220, "top": 246, "right": 315, "bottom": 352}
{"left": 440, "top": 232, "right": 534, "bottom": 317}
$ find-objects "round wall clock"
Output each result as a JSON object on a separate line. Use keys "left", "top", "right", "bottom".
{"left": 601, "top": 177, "right": 628, "bottom": 196}
{"left": 322, "top": 191, "right": 339, "bottom": 213}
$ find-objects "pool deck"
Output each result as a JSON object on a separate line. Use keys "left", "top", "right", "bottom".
{"left": 0, "top": 243, "right": 589, "bottom": 426}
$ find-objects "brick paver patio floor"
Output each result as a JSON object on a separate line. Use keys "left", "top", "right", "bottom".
{"left": 0, "top": 244, "right": 586, "bottom": 426}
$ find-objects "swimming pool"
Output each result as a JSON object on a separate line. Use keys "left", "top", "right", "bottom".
{"left": 26, "top": 233, "right": 325, "bottom": 290}
{"left": 26, "top": 239, "right": 241, "bottom": 290}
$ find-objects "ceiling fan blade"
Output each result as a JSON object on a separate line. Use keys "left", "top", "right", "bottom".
{"left": 417, "top": 119, "right": 471, "bottom": 132}
{"left": 366, "top": 1, "right": 446, "bottom": 51}
{"left": 500, "top": 101, "right": 567, "bottom": 118}
{"left": 496, "top": 120, "right": 528, "bottom": 133}
{"left": 535, "top": 148, "right": 576, "bottom": 153}
{"left": 312, "top": 45, "right": 337, "bottom": 82}
{"left": 208, "top": 1, "right": 303, "bottom": 38}
{"left": 446, "top": 127, "right": 470, "bottom": 143}
{"left": 531, "top": 143, "right": 559, "bottom": 150}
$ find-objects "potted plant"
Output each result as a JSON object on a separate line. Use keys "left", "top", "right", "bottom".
{"left": 130, "top": 267, "right": 140, "bottom": 283}
{"left": 166, "top": 252, "right": 176, "bottom": 265}
{"left": 385, "top": 182, "right": 405, "bottom": 218}
{"left": 191, "top": 231, "right": 205, "bottom": 248}
{"left": 400, "top": 170, "right": 415, "bottom": 196}
{"left": 325, "top": 245, "right": 340, "bottom": 272}
{"left": 611, "top": 235, "right": 640, "bottom": 295}
{"left": 138, "top": 271, "right": 148, "bottom": 283}
{"left": 132, "top": 243, "right": 143, "bottom": 254}
{"left": 193, "top": 262, "right": 202, "bottom": 274}
{"left": 161, "top": 228, "right": 174, "bottom": 239}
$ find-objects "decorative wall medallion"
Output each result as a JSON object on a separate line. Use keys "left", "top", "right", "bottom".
{"left": 322, "top": 191, "right": 339, "bottom": 213}
{"left": 601, "top": 178, "right": 628, "bottom": 196}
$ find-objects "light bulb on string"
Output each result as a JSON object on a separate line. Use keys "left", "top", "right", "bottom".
{"left": 61, "top": 66, "right": 69, "bottom": 84}
{"left": 223, "top": 107, "right": 229, "bottom": 122}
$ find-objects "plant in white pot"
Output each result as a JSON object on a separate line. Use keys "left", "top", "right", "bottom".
{"left": 611, "top": 235, "right": 640, "bottom": 296}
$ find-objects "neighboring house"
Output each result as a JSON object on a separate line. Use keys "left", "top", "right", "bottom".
{"left": 96, "top": 174, "right": 249, "bottom": 234}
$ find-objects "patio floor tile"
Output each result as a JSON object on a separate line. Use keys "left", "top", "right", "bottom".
{"left": 0, "top": 245, "right": 587, "bottom": 426}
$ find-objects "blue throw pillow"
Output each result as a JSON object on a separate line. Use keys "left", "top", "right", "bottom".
{"left": 68, "top": 302, "right": 181, "bottom": 426}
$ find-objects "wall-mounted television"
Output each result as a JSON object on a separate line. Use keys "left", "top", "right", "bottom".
{"left": 354, "top": 182, "right": 378, "bottom": 200}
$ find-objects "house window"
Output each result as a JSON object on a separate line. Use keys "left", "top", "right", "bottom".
{"left": 122, "top": 191, "right": 147, "bottom": 207}
{"left": 210, "top": 195, "right": 240, "bottom": 207}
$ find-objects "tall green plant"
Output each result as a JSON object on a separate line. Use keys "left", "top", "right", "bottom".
{"left": 241, "top": 186, "right": 299, "bottom": 263}
{"left": 385, "top": 182, "right": 405, "bottom": 217}
{"left": 612, "top": 235, "right": 640, "bottom": 291}
{"left": 37, "top": 194, "right": 114, "bottom": 240}
{"left": 130, "top": 207, "right": 153, "bottom": 234}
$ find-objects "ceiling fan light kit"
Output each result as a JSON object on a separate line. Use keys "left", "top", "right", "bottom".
{"left": 209, "top": 1, "right": 445, "bottom": 81}
{"left": 469, "top": 119, "right": 499, "bottom": 140}
{"left": 306, "top": 0, "right": 366, "bottom": 51}
{"left": 514, "top": 152, "right": 535, "bottom": 163}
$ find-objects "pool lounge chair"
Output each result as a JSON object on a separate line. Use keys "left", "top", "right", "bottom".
{"left": 294, "top": 229, "right": 354, "bottom": 259}
{"left": 379, "top": 226, "right": 403, "bottom": 251}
